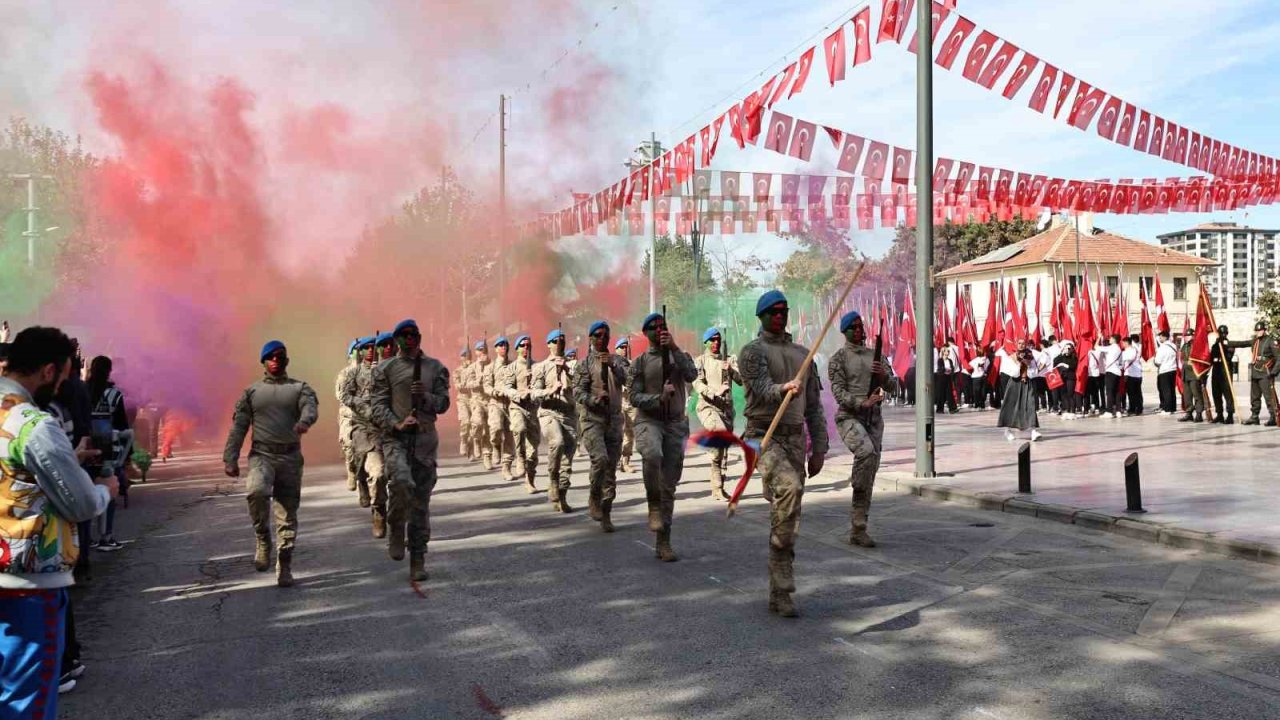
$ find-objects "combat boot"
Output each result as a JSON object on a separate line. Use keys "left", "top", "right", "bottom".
{"left": 409, "top": 553, "right": 427, "bottom": 582}
{"left": 388, "top": 517, "right": 406, "bottom": 561}
{"left": 600, "top": 500, "right": 614, "bottom": 533}
{"left": 559, "top": 488, "right": 573, "bottom": 513}
{"left": 1177, "top": 413, "right": 1195, "bottom": 422}
{"left": 357, "top": 482, "right": 371, "bottom": 508}
{"left": 483, "top": 452, "right": 494, "bottom": 471}
{"left": 347, "top": 472, "right": 357, "bottom": 491}
{"left": 655, "top": 529, "right": 679, "bottom": 562}
{"left": 548, "top": 484, "right": 563, "bottom": 513}
{"left": 588, "top": 492, "right": 602, "bottom": 521}
{"left": 768, "top": 591, "right": 799, "bottom": 618}
{"left": 1267, "top": 418, "right": 1278, "bottom": 427}
{"left": 276, "top": 550, "right": 294, "bottom": 588}
{"left": 371, "top": 508, "right": 387, "bottom": 539}
{"left": 1242, "top": 415, "right": 1261, "bottom": 425}
{"left": 253, "top": 537, "right": 272, "bottom": 572}
{"left": 849, "top": 491, "right": 876, "bottom": 547}
{"left": 710, "top": 486, "right": 729, "bottom": 502}
{"left": 525, "top": 468, "right": 538, "bottom": 495}
{"left": 1194, "top": 412, "right": 1204, "bottom": 423}
{"left": 647, "top": 507, "right": 663, "bottom": 532}
{"left": 621, "top": 458, "right": 634, "bottom": 474}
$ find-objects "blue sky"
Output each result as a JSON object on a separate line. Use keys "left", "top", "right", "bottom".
{"left": 5, "top": 1, "right": 1280, "bottom": 271}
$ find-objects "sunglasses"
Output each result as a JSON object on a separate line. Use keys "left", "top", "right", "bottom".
{"left": 762, "top": 306, "right": 789, "bottom": 316}
{"left": 590, "top": 330, "right": 609, "bottom": 338}
{"left": 397, "top": 331, "right": 421, "bottom": 339}
{"left": 265, "top": 351, "right": 288, "bottom": 362}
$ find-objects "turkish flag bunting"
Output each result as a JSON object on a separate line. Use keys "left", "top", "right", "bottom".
{"left": 837, "top": 133, "right": 866, "bottom": 173}
{"left": 752, "top": 172, "right": 772, "bottom": 202}
{"left": 933, "top": 158, "right": 954, "bottom": 192}
{"left": 823, "top": 25, "right": 847, "bottom": 85}
{"left": 1027, "top": 64, "right": 1058, "bottom": 113}
{"left": 1052, "top": 72, "right": 1076, "bottom": 119}
{"left": 721, "top": 171, "right": 740, "bottom": 201}
{"left": 1132, "top": 111, "right": 1151, "bottom": 153}
{"left": 763, "top": 111, "right": 794, "bottom": 154}
{"left": 1002, "top": 51, "right": 1040, "bottom": 99}
{"left": 789, "top": 47, "right": 816, "bottom": 99}
{"left": 863, "top": 141, "right": 890, "bottom": 181}
{"left": 892, "top": 146, "right": 913, "bottom": 185}
{"left": 1066, "top": 82, "right": 1106, "bottom": 129}
{"left": 769, "top": 62, "right": 797, "bottom": 107}
{"left": 851, "top": 7, "right": 874, "bottom": 66}
{"left": 1148, "top": 116, "right": 1166, "bottom": 157}
{"left": 961, "top": 30, "right": 998, "bottom": 82}
{"left": 788, "top": 119, "right": 818, "bottom": 161}
{"left": 908, "top": 1, "right": 951, "bottom": 54}
{"left": 1095, "top": 96, "right": 1122, "bottom": 140}
{"left": 935, "top": 15, "right": 976, "bottom": 70}
{"left": 824, "top": 126, "right": 844, "bottom": 148}
{"left": 977, "top": 40, "right": 1020, "bottom": 89}
{"left": 878, "top": 0, "right": 903, "bottom": 43}
{"left": 1115, "top": 102, "right": 1137, "bottom": 147}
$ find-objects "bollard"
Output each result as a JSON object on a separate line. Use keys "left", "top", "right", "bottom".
{"left": 1017, "top": 442, "right": 1031, "bottom": 494}
{"left": 1124, "top": 452, "right": 1146, "bottom": 513}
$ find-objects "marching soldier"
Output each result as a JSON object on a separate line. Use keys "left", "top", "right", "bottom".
{"left": 614, "top": 338, "right": 636, "bottom": 474}
{"left": 1178, "top": 328, "right": 1206, "bottom": 423}
{"left": 1209, "top": 325, "right": 1236, "bottom": 424}
{"left": 223, "top": 340, "right": 319, "bottom": 588}
{"left": 484, "top": 337, "right": 516, "bottom": 480}
{"left": 343, "top": 336, "right": 388, "bottom": 535}
{"left": 739, "top": 290, "right": 827, "bottom": 617}
{"left": 692, "top": 327, "right": 742, "bottom": 501}
{"left": 468, "top": 341, "right": 492, "bottom": 467}
{"left": 336, "top": 339, "right": 362, "bottom": 492}
{"left": 574, "top": 321, "right": 626, "bottom": 532}
{"left": 628, "top": 312, "right": 697, "bottom": 561}
{"left": 500, "top": 334, "right": 541, "bottom": 493}
{"left": 376, "top": 332, "right": 396, "bottom": 361}
{"left": 1238, "top": 321, "right": 1279, "bottom": 426}
{"left": 457, "top": 347, "right": 474, "bottom": 458}
{"left": 532, "top": 328, "right": 576, "bottom": 513}
{"left": 369, "top": 319, "right": 450, "bottom": 582}
{"left": 828, "top": 311, "right": 891, "bottom": 547}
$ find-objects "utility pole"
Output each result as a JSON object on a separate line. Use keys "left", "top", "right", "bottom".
{"left": 9, "top": 174, "right": 52, "bottom": 267}
{"left": 649, "top": 131, "right": 658, "bottom": 314}
{"left": 499, "top": 94, "right": 508, "bottom": 333}
{"left": 913, "top": 0, "right": 936, "bottom": 478}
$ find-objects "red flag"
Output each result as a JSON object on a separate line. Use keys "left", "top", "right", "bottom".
{"left": 976, "top": 40, "right": 1020, "bottom": 89}
{"left": 980, "top": 282, "right": 999, "bottom": 349}
{"left": 1074, "top": 272, "right": 1096, "bottom": 391}
{"left": 768, "top": 62, "right": 797, "bottom": 107}
{"left": 763, "top": 112, "right": 794, "bottom": 154}
{"left": 891, "top": 146, "right": 913, "bottom": 185}
{"left": 961, "top": 30, "right": 998, "bottom": 83}
{"left": 788, "top": 119, "right": 817, "bottom": 161}
{"left": 824, "top": 125, "right": 844, "bottom": 148}
{"left": 851, "top": 7, "right": 873, "bottom": 66}
{"left": 935, "top": 15, "right": 976, "bottom": 70}
{"left": 1048, "top": 275, "right": 1061, "bottom": 338}
{"left": 788, "top": 47, "right": 816, "bottom": 99}
{"left": 1027, "top": 64, "right": 1058, "bottom": 113}
{"left": 1139, "top": 280, "right": 1156, "bottom": 361}
{"left": 823, "top": 25, "right": 847, "bottom": 85}
{"left": 1190, "top": 286, "right": 1212, "bottom": 377}
{"left": 1095, "top": 96, "right": 1122, "bottom": 140}
{"left": 863, "top": 141, "right": 889, "bottom": 181}
{"left": 837, "top": 133, "right": 866, "bottom": 173}
{"left": 1002, "top": 51, "right": 1040, "bottom": 99}
{"left": 1004, "top": 281, "right": 1019, "bottom": 348}
{"left": 1031, "top": 280, "right": 1042, "bottom": 346}
{"left": 1154, "top": 268, "right": 1171, "bottom": 335}
{"left": 908, "top": 1, "right": 951, "bottom": 54}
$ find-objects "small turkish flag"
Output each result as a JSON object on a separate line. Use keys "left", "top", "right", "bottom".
{"left": 1053, "top": 72, "right": 1076, "bottom": 119}
{"left": 908, "top": 1, "right": 951, "bottom": 54}
{"left": 1027, "top": 64, "right": 1058, "bottom": 113}
{"left": 823, "top": 26, "right": 847, "bottom": 85}
{"left": 976, "top": 40, "right": 1019, "bottom": 89}
{"left": 1095, "top": 96, "right": 1122, "bottom": 140}
{"left": 891, "top": 146, "right": 913, "bottom": 185}
{"left": 1148, "top": 116, "right": 1166, "bottom": 157}
{"left": 752, "top": 173, "right": 772, "bottom": 202}
{"left": 769, "top": 62, "right": 797, "bottom": 107}
{"left": 961, "top": 30, "right": 998, "bottom": 83}
{"left": 935, "top": 15, "right": 976, "bottom": 70}
{"left": 1066, "top": 82, "right": 1106, "bottom": 130}
{"left": 1002, "top": 51, "right": 1040, "bottom": 99}
{"left": 763, "top": 111, "right": 794, "bottom": 154}
{"left": 837, "top": 133, "right": 866, "bottom": 174}
{"left": 863, "top": 141, "right": 889, "bottom": 181}
{"left": 1133, "top": 111, "right": 1151, "bottom": 153}
{"left": 851, "top": 7, "right": 873, "bottom": 66}
{"left": 789, "top": 47, "right": 815, "bottom": 99}
{"left": 788, "top": 119, "right": 817, "bottom": 161}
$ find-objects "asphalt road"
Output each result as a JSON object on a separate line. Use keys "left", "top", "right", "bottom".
{"left": 61, "top": 443, "right": 1280, "bottom": 719}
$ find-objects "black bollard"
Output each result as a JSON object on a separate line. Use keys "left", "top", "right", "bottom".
{"left": 1124, "top": 452, "right": 1146, "bottom": 513}
{"left": 1017, "top": 442, "right": 1031, "bottom": 494}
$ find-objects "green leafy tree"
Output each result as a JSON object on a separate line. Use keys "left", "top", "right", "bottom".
{"left": 640, "top": 233, "right": 716, "bottom": 320}
{"left": 1258, "top": 288, "right": 1280, "bottom": 333}
{"left": 774, "top": 218, "right": 860, "bottom": 298}
{"left": 869, "top": 217, "right": 1042, "bottom": 291}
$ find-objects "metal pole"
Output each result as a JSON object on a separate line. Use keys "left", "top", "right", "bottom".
{"left": 649, "top": 131, "right": 657, "bottom": 314}
{"left": 914, "top": 0, "right": 935, "bottom": 478}
{"left": 499, "top": 95, "right": 507, "bottom": 333}
{"left": 1074, "top": 214, "right": 1081, "bottom": 295}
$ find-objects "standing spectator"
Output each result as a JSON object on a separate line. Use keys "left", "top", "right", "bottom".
{"left": 1122, "top": 334, "right": 1145, "bottom": 416}
{"left": 87, "top": 356, "right": 132, "bottom": 549}
{"left": 1101, "top": 335, "right": 1123, "bottom": 418}
{"left": 1, "top": 320, "right": 11, "bottom": 343}
{"left": 934, "top": 346, "right": 958, "bottom": 414}
{"left": 1055, "top": 342, "right": 1079, "bottom": 418}
{"left": 1031, "top": 341, "right": 1051, "bottom": 411}
{"left": 1153, "top": 331, "right": 1179, "bottom": 415}
{"left": 0, "top": 327, "right": 117, "bottom": 717}
{"left": 969, "top": 350, "right": 989, "bottom": 410}
{"left": 997, "top": 342, "right": 1041, "bottom": 442}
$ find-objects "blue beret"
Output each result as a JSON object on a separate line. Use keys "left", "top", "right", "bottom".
{"left": 614, "top": 337, "right": 629, "bottom": 349}
{"left": 460, "top": 347, "right": 469, "bottom": 357}
{"left": 546, "top": 329, "right": 565, "bottom": 343}
{"left": 514, "top": 334, "right": 531, "bottom": 347}
{"left": 394, "top": 318, "right": 418, "bottom": 335}
{"left": 260, "top": 340, "right": 285, "bottom": 363}
{"left": 356, "top": 335, "right": 375, "bottom": 349}
{"left": 347, "top": 339, "right": 359, "bottom": 355}
{"left": 376, "top": 332, "right": 394, "bottom": 345}
{"left": 566, "top": 348, "right": 578, "bottom": 358}
{"left": 474, "top": 340, "right": 487, "bottom": 351}
{"left": 702, "top": 327, "right": 722, "bottom": 343}
{"left": 494, "top": 336, "right": 509, "bottom": 347}
{"left": 839, "top": 311, "right": 862, "bottom": 333}
{"left": 641, "top": 313, "right": 663, "bottom": 331}
{"left": 588, "top": 320, "right": 609, "bottom": 336}
{"left": 755, "top": 289, "right": 788, "bottom": 316}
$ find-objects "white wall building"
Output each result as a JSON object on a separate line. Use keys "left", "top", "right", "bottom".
{"left": 1157, "top": 222, "right": 1280, "bottom": 309}
{"left": 938, "top": 217, "right": 1215, "bottom": 340}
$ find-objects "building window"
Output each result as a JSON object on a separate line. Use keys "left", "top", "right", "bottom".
{"left": 1235, "top": 233, "right": 1248, "bottom": 240}
{"left": 1174, "top": 277, "right": 1187, "bottom": 300}
{"left": 1140, "top": 276, "right": 1155, "bottom": 298}
{"left": 1067, "top": 274, "right": 1084, "bottom": 296}
{"left": 1017, "top": 278, "right": 1027, "bottom": 300}
{"left": 962, "top": 284, "right": 971, "bottom": 300}
{"left": 1106, "top": 276, "right": 1119, "bottom": 299}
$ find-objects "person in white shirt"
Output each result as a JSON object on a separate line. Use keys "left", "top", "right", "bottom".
{"left": 969, "top": 351, "right": 990, "bottom": 409}
{"left": 0, "top": 320, "right": 11, "bottom": 344}
{"left": 1031, "top": 341, "right": 1051, "bottom": 412}
{"left": 1152, "top": 331, "right": 1179, "bottom": 414}
{"left": 1043, "top": 336, "right": 1062, "bottom": 412}
{"left": 934, "top": 346, "right": 959, "bottom": 413}
{"left": 1086, "top": 344, "right": 1104, "bottom": 414}
{"left": 1119, "top": 335, "right": 1144, "bottom": 416}
{"left": 1098, "top": 335, "right": 1122, "bottom": 417}
{"left": 997, "top": 340, "right": 1041, "bottom": 441}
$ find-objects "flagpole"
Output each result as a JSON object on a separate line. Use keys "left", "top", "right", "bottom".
{"left": 913, "top": 0, "right": 936, "bottom": 478}
{"left": 1199, "top": 271, "right": 1240, "bottom": 415}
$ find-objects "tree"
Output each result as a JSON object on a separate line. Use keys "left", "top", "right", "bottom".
{"left": 774, "top": 218, "right": 860, "bottom": 298}
{"left": 870, "top": 217, "right": 1041, "bottom": 291}
{"left": 1258, "top": 288, "right": 1280, "bottom": 334}
{"left": 639, "top": 233, "right": 716, "bottom": 319}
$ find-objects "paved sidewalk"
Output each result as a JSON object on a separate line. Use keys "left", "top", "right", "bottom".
{"left": 832, "top": 386, "right": 1280, "bottom": 555}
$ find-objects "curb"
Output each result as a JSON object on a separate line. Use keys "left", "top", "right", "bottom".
{"left": 862, "top": 470, "right": 1279, "bottom": 566}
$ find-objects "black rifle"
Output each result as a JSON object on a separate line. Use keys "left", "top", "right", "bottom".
{"left": 660, "top": 304, "right": 672, "bottom": 422}
{"left": 869, "top": 330, "right": 883, "bottom": 398}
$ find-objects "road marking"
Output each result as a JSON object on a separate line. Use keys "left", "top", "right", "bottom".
{"left": 1137, "top": 563, "right": 1203, "bottom": 638}
{"left": 943, "top": 527, "right": 1025, "bottom": 577}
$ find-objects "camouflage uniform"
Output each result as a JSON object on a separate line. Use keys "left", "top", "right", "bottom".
{"left": 532, "top": 353, "right": 577, "bottom": 511}
{"left": 628, "top": 344, "right": 698, "bottom": 556}
{"left": 343, "top": 356, "right": 388, "bottom": 531}
{"left": 740, "top": 329, "right": 828, "bottom": 613}
{"left": 828, "top": 340, "right": 890, "bottom": 545}
{"left": 574, "top": 351, "right": 626, "bottom": 531}
{"left": 456, "top": 356, "right": 473, "bottom": 458}
{"left": 335, "top": 358, "right": 360, "bottom": 491}
{"left": 370, "top": 351, "right": 450, "bottom": 577}
{"left": 499, "top": 350, "right": 541, "bottom": 492}
{"left": 692, "top": 350, "right": 742, "bottom": 498}
{"left": 467, "top": 357, "right": 491, "bottom": 466}
{"left": 223, "top": 373, "right": 319, "bottom": 579}
{"left": 484, "top": 355, "right": 516, "bottom": 479}
{"left": 614, "top": 347, "right": 636, "bottom": 473}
